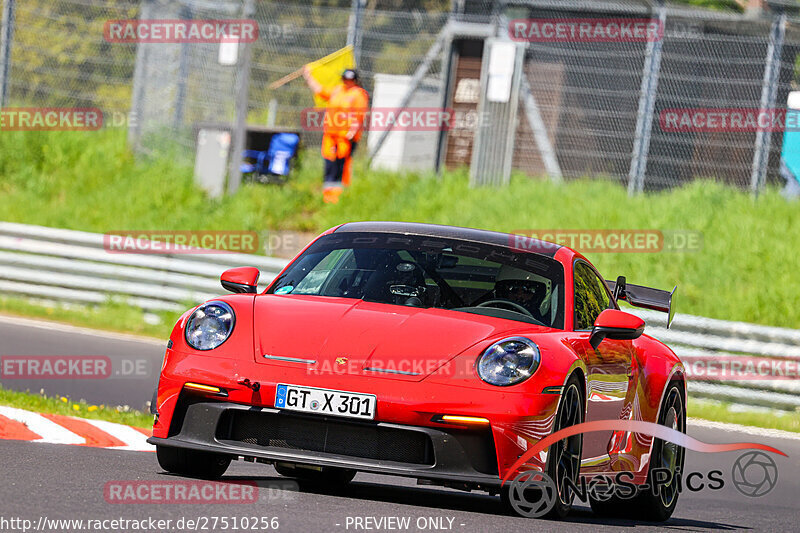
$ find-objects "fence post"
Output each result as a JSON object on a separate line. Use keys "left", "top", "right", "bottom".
{"left": 470, "top": 39, "right": 524, "bottom": 187}
{"left": 347, "top": 0, "right": 365, "bottom": 66}
{"left": 750, "top": 13, "right": 786, "bottom": 197}
{"left": 267, "top": 98, "right": 278, "bottom": 127}
{"left": 499, "top": 15, "right": 563, "bottom": 183}
{"left": 0, "top": 0, "right": 14, "bottom": 107}
{"left": 367, "top": 28, "right": 448, "bottom": 161}
{"left": 128, "top": 0, "right": 154, "bottom": 152}
{"left": 226, "top": 0, "right": 255, "bottom": 195}
{"left": 627, "top": 1, "right": 666, "bottom": 196}
{"left": 173, "top": 4, "right": 191, "bottom": 131}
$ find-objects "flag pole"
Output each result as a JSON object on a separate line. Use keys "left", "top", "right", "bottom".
{"left": 268, "top": 67, "right": 305, "bottom": 90}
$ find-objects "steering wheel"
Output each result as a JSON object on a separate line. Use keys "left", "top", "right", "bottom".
{"left": 476, "top": 299, "right": 534, "bottom": 318}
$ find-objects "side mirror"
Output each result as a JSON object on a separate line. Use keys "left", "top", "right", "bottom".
{"left": 221, "top": 267, "right": 260, "bottom": 294}
{"left": 589, "top": 309, "right": 645, "bottom": 349}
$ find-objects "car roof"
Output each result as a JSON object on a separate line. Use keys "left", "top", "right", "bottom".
{"left": 333, "top": 221, "right": 563, "bottom": 258}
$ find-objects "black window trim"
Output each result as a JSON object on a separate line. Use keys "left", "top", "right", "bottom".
{"left": 572, "top": 258, "right": 618, "bottom": 332}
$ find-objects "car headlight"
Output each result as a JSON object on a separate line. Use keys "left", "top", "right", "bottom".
{"left": 477, "top": 337, "right": 540, "bottom": 386}
{"left": 185, "top": 301, "right": 235, "bottom": 351}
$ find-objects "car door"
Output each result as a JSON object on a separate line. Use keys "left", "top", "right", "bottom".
{"left": 570, "top": 260, "right": 635, "bottom": 467}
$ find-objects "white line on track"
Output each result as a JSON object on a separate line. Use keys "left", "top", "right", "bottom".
{"left": 82, "top": 418, "right": 153, "bottom": 451}
{"left": 0, "top": 313, "right": 165, "bottom": 345}
{"left": 0, "top": 405, "right": 85, "bottom": 445}
{"left": 689, "top": 417, "right": 800, "bottom": 441}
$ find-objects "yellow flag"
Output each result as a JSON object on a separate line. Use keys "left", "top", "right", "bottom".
{"left": 306, "top": 45, "right": 356, "bottom": 108}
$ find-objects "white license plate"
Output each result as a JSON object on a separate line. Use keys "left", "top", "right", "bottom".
{"left": 274, "top": 384, "right": 376, "bottom": 420}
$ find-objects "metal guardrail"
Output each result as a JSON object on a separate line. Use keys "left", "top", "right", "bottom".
{"left": 631, "top": 310, "right": 800, "bottom": 411}
{"left": 0, "top": 222, "right": 288, "bottom": 312}
{"left": 0, "top": 222, "right": 797, "bottom": 410}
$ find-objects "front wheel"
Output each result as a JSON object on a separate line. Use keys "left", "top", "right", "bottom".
{"left": 544, "top": 375, "right": 585, "bottom": 518}
{"left": 502, "top": 374, "right": 584, "bottom": 519}
{"left": 156, "top": 445, "right": 231, "bottom": 479}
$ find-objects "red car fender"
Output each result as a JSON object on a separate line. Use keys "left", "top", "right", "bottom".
{"left": 635, "top": 334, "right": 685, "bottom": 418}
{"left": 154, "top": 295, "right": 257, "bottom": 438}
{"left": 424, "top": 332, "right": 588, "bottom": 480}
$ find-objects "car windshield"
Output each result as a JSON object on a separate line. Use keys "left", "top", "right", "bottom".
{"left": 268, "top": 232, "right": 565, "bottom": 329}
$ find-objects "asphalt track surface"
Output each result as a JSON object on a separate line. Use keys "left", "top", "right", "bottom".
{"left": 0, "top": 315, "right": 165, "bottom": 409}
{"left": 1, "top": 315, "right": 798, "bottom": 532}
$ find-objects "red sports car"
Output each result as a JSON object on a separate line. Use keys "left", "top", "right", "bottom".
{"left": 148, "top": 222, "right": 684, "bottom": 520}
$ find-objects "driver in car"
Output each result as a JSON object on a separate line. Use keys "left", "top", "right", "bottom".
{"left": 492, "top": 265, "right": 549, "bottom": 323}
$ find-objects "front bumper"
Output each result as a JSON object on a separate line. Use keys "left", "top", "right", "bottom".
{"left": 148, "top": 401, "right": 503, "bottom": 488}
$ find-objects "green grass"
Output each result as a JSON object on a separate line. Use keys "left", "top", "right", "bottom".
{"left": 0, "top": 295, "right": 176, "bottom": 340}
{"left": 1, "top": 128, "right": 800, "bottom": 328}
{"left": 688, "top": 397, "right": 800, "bottom": 433}
{"left": 0, "top": 386, "right": 153, "bottom": 428}
{"left": 0, "top": 128, "right": 323, "bottom": 232}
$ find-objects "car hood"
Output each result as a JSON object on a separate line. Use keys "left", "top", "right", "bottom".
{"left": 253, "top": 294, "right": 540, "bottom": 380}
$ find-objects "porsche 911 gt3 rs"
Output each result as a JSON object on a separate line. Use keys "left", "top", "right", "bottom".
{"left": 148, "top": 222, "right": 684, "bottom": 520}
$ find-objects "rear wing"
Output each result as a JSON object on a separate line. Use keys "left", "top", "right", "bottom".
{"left": 605, "top": 276, "right": 677, "bottom": 328}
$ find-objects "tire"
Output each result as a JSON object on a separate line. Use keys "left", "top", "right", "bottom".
{"left": 589, "top": 380, "right": 686, "bottom": 521}
{"left": 543, "top": 375, "right": 585, "bottom": 519}
{"left": 156, "top": 445, "right": 231, "bottom": 479}
{"left": 502, "top": 374, "right": 584, "bottom": 519}
{"left": 274, "top": 462, "right": 356, "bottom": 485}
{"left": 636, "top": 380, "right": 686, "bottom": 521}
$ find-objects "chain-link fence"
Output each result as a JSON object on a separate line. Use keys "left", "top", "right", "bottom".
{"left": 251, "top": 0, "right": 450, "bottom": 142}
{"left": 3, "top": 0, "right": 800, "bottom": 194}
{"left": 505, "top": 0, "right": 799, "bottom": 192}
{"left": 6, "top": 0, "right": 137, "bottom": 113}
{"left": 128, "top": 0, "right": 452, "bottom": 163}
